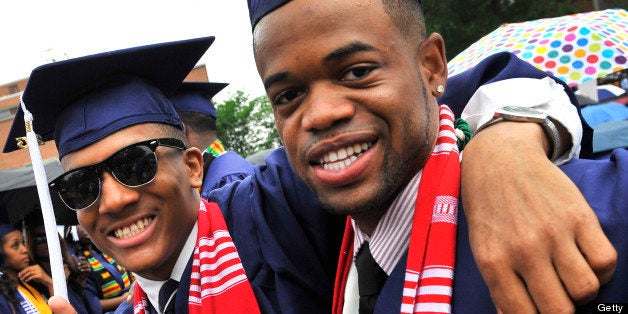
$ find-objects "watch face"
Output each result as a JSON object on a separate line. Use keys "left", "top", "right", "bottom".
{"left": 495, "top": 106, "right": 548, "bottom": 123}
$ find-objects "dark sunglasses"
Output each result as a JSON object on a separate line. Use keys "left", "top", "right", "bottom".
{"left": 50, "top": 138, "right": 186, "bottom": 211}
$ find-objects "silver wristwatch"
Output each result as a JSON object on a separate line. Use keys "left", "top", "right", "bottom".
{"left": 474, "top": 106, "right": 562, "bottom": 161}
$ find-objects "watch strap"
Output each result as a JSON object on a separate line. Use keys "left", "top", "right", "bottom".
{"left": 473, "top": 115, "right": 562, "bottom": 162}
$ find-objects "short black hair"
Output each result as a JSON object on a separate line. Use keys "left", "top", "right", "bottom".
{"left": 178, "top": 111, "right": 217, "bottom": 134}
{"left": 155, "top": 123, "right": 189, "bottom": 145}
{"left": 383, "top": 0, "right": 425, "bottom": 40}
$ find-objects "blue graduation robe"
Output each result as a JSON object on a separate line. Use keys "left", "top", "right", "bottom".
{"left": 374, "top": 148, "right": 628, "bottom": 313}
{"left": 0, "top": 293, "right": 23, "bottom": 314}
{"left": 200, "top": 151, "right": 254, "bottom": 200}
{"left": 210, "top": 147, "right": 628, "bottom": 314}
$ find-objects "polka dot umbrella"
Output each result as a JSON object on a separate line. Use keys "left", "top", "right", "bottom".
{"left": 447, "top": 9, "right": 628, "bottom": 87}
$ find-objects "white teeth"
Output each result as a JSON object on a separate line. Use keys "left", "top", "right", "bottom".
{"left": 113, "top": 217, "right": 153, "bottom": 239}
{"left": 337, "top": 148, "right": 347, "bottom": 160}
{"left": 329, "top": 151, "right": 338, "bottom": 162}
{"left": 318, "top": 142, "right": 373, "bottom": 171}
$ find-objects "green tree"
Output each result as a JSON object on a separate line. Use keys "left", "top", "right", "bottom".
{"left": 422, "top": 0, "right": 583, "bottom": 60}
{"left": 215, "top": 91, "right": 281, "bottom": 157}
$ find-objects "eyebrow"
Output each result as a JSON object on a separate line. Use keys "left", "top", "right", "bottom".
{"left": 263, "top": 72, "right": 289, "bottom": 90}
{"left": 262, "top": 42, "right": 377, "bottom": 90}
{"left": 324, "top": 41, "right": 377, "bottom": 63}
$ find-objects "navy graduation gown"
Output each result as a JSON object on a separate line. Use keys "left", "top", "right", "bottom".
{"left": 210, "top": 148, "right": 346, "bottom": 314}
{"left": 371, "top": 148, "right": 628, "bottom": 313}
{"left": 200, "top": 151, "right": 254, "bottom": 200}
{"left": 0, "top": 293, "right": 23, "bottom": 314}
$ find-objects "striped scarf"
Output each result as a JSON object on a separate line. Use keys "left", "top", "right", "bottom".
{"left": 132, "top": 199, "right": 259, "bottom": 314}
{"left": 333, "top": 105, "right": 460, "bottom": 313}
{"left": 83, "top": 250, "right": 132, "bottom": 298}
{"left": 205, "top": 139, "right": 226, "bottom": 158}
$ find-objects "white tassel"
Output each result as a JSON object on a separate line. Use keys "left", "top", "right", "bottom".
{"left": 19, "top": 99, "right": 68, "bottom": 301}
{"left": 71, "top": 226, "right": 79, "bottom": 242}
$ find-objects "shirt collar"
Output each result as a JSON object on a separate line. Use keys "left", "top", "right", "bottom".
{"left": 352, "top": 170, "right": 422, "bottom": 274}
{"left": 133, "top": 221, "right": 198, "bottom": 312}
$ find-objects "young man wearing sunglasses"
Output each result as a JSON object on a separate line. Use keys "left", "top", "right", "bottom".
{"left": 3, "top": 31, "right": 620, "bottom": 314}
{"left": 5, "top": 37, "right": 261, "bottom": 313}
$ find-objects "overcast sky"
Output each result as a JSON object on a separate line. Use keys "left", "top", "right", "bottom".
{"left": 1, "top": 1, "right": 266, "bottom": 101}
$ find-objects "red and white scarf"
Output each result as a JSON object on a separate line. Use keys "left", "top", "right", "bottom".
{"left": 133, "top": 199, "right": 260, "bottom": 314}
{"left": 333, "top": 105, "right": 460, "bottom": 313}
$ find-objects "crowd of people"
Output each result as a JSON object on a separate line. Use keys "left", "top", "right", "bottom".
{"left": 0, "top": 0, "right": 625, "bottom": 313}
{"left": 0, "top": 216, "right": 134, "bottom": 313}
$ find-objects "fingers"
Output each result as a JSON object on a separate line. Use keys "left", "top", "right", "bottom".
{"left": 126, "top": 282, "right": 136, "bottom": 304}
{"left": 519, "top": 257, "right": 575, "bottom": 313}
{"left": 481, "top": 265, "right": 536, "bottom": 314}
{"left": 48, "top": 296, "right": 78, "bottom": 314}
{"left": 553, "top": 241, "right": 600, "bottom": 305}
{"left": 573, "top": 206, "right": 618, "bottom": 285}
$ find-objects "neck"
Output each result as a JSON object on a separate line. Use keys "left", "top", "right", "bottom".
{"left": 351, "top": 208, "right": 387, "bottom": 236}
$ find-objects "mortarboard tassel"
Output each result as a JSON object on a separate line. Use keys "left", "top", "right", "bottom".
{"left": 18, "top": 97, "right": 69, "bottom": 301}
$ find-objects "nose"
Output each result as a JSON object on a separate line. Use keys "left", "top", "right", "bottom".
{"left": 97, "top": 171, "right": 140, "bottom": 214}
{"left": 301, "top": 83, "right": 355, "bottom": 132}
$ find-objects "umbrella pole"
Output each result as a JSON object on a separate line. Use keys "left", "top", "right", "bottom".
{"left": 20, "top": 101, "right": 68, "bottom": 301}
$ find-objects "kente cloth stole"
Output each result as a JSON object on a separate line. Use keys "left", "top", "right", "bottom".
{"left": 132, "top": 199, "right": 260, "bottom": 314}
{"left": 84, "top": 249, "right": 132, "bottom": 298}
{"left": 205, "top": 139, "right": 226, "bottom": 158}
{"left": 333, "top": 105, "right": 460, "bottom": 314}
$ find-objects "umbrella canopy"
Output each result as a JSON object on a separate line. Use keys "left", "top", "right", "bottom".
{"left": 447, "top": 9, "right": 628, "bottom": 86}
{"left": 0, "top": 160, "right": 78, "bottom": 226}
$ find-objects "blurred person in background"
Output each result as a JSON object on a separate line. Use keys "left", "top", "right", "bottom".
{"left": 65, "top": 225, "right": 132, "bottom": 313}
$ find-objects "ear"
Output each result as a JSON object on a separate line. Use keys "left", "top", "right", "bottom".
{"left": 183, "top": 147, "right": 204, "bottom": 189}
{"left": 417, "top": 33, "right": 448, "bottom": 97}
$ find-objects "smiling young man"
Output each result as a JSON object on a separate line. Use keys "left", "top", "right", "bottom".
{"left": 204, "top": 0, "right": 625, "bottom": 313}
{"left": 4, "top": 37, "right": 260, "bottom": 314}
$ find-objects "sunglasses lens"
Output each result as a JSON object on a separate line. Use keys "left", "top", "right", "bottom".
{"left": 57, "top": 168, "right": 101, "bottom": 210}
{"left": 110, "top": 145, "right": 158, "bottom": 186}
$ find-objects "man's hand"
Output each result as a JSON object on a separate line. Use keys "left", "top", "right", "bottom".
{"left": 48, "top": 296, "right": 77, "bottom": 314}
{"left": 461, "top": 121, "right": 617, "bottom": 313}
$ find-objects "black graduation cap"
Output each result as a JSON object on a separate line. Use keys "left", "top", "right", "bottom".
{"left": 3, "top": 36, "right": 215, "bottom": 158}
{"left": 169, "top": 82, "right": 229, "bottom": 119}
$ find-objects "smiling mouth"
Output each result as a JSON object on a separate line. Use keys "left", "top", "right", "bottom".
{"left": 113, "top": 217, "right": 153, "bottom": 239}
{"left": 317, "top": 142, "right": 374, "bottom": 170}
